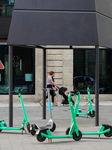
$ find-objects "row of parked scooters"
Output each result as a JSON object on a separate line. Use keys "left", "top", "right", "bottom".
{"left": 0, "top": 87, "right": 112, "bottom": 143}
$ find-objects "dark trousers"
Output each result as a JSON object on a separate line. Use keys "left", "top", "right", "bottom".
{"left": 46, "top": 85, "right": 54, "bottom": 103}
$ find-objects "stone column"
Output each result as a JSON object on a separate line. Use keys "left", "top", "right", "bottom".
{"left": 63, "top": 49, "right": 73, "bottom": 91}
{"left": 35, "top": 48, "right": 43, "bottom": 102}
{"left": 47, "top": 49, "right": 73, "bottom": 102}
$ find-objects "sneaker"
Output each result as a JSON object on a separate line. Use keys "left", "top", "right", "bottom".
{"left": 54, "top": 103, "right": 58, "bottom": 106}
{"left": 61, "top": 104, "right": 64, "bottom": 106}
{"left": 39, "top": 101, "right": 43, "bottom": 106}
{"left": 86, "top": 102, "right": 88, "bottom": 105}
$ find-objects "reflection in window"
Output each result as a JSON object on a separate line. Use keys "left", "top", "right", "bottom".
{"left": 74, "top": 49, "right": 112, "bottom": 94}
{"left": 0, "top": 45, "right": 9, "bottom": 93}
{"left": 0, "top": 0, "right": 14, "bottom": 16}
{"left": 0, "top": 46, "right": 35, "bottom": 94}
{"left": 13, "top": 47, "right": 35, "bottom": 94}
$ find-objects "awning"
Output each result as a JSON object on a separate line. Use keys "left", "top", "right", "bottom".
{"left": 7, "top": 0, "right": 112, "bottom": 48}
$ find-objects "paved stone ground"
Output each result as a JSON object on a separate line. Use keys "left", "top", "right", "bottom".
{"left": 0, "top": 101, "right": 112, "bottom": 150}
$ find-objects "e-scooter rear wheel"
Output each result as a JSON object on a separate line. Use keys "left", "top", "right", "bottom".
{"left": 0, "top": 125, "right": 2, "bottom": 132}
{"left": 31, "top": 124, "right": 38, "bottom": 135}
{"left": 50, "top": 122, "right": 56, "bottom": 132}
{"left": 89, "top": 110, "right": 95, "bottom": 118}
{"left": 103, "top": 125, "right": 112, "bottom": 137}
{"left": 104, "top": 131, "right": 112, "bottom": 137}
{"left": 72, "top": 130, "right": 82, "bottom": 141}
{"left": 31, "top": 128, "right": 36, "bottom": 135}
{"left": 36, "top": 131, "right": 46, "bottom": 142}
{"left": 66, "top": 127, "right": 70, "bottom": 135}
{"left": 26, "top": 122, "right": 30, "bottom": 133}
{"left": 102, "top": 124, "right": 112, "bottom": 137}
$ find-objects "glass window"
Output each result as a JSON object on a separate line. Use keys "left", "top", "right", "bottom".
{"left": 0, "top": 0, "right": 14, "bottom": 39}
{"left": 0, "top": 0, "right": 14, "bottom": 16}
{"left": 9, "top": 0, "right": 14, "bottom": 4}
{"left": 74, "top": 49, "right": 112, "bottom": 94}
{"left": 0, "top": 46, "right": 35, "bottom": 94}
{"left": 0, "top": 45, "right": 9, "bottom": 93}
{"left": 13, "top": 47, "right": 35, "bottom": 94}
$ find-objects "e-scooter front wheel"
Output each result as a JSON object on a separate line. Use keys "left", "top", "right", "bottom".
{"left": 89, "top": 110, "right": 95, "bottom": 118}
{"left": 72, "top": 130, "right": 82, "bottom": 141}
{"left": 36, "top": 131, "right": 46, "bottom": 142}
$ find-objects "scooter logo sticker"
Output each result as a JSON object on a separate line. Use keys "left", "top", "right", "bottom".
{"left": 0, "top": 60, "right": 5, "bottom": 69}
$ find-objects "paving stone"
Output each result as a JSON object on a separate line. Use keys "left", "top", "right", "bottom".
{"left": 0, "top": 101, "right": 112, "bottom": 150}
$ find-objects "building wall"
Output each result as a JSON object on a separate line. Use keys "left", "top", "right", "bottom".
{"left": 1, "top": 48, "right": 112, "bottom": 102}
{"left": 35, "top": 48, "right": 73, "bottom": 102}
{"left": 35, "top": 48, "right": 112, "bottom": 102}
{"left": 35, "top": 48, "right": 43, "bottom": 102}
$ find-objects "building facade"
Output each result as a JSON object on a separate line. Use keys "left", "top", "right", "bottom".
{"left": 0, "top": 1, "right": 112, "bottom": 101}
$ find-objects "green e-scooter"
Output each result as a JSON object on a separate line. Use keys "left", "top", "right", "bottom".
{"left": 35, "top": 90, "right": 112, "bottom": 143}
{"left": 0, "top": 89, "right": 30, "bottom": 133}
{"left": 66, "top": 91, "right": 112, "bottom": 141}
{"left": 76, "top": 87, "right": 95, "bottom": 118}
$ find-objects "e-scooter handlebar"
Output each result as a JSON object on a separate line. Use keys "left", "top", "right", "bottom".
{"left": 70, "top": 90, "right": 79, "bottom": 96}
{"left": 10, "top": 88, "right": 28, "bottom": 94}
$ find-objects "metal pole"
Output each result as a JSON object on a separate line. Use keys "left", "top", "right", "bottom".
{"left": 47, "top": 88, "right": 52, "bottom": 119}
{"left": 95, "top": 46, "right": 99, "bottom": 126}
{"left": 43, "top": 48, "right": 46, "bottom": 119}
{"left": 9, "top": 45, "right": 13, "bottom": 127}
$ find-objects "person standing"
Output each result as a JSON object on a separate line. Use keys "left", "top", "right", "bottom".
{"left": 39, "top": 71, "right": 58, "bottom": 106}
